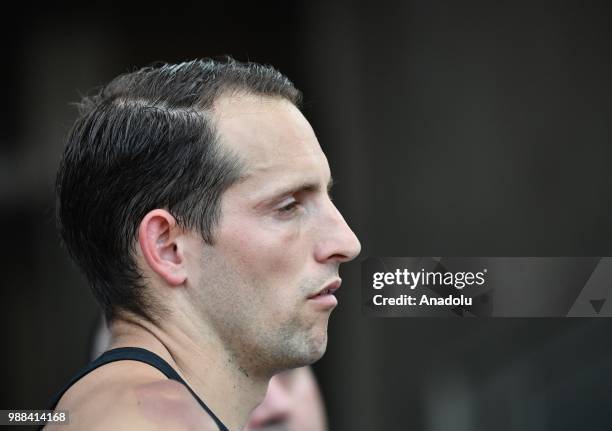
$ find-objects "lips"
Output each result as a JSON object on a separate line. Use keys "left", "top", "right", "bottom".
{"left": 308, "top": 279, "right": 342, "bottom": 299}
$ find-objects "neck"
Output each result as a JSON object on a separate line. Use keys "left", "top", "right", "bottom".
{"left": 108, "top": 312, "right": 269, "bottom": 431}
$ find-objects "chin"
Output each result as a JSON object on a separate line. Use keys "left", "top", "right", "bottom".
{"left": 303, "top": 331, "right": 329, "bottom": 364}
{"left": 268, "top": 317, "right": 331, "bottom": 370}
{"left": 275, "top": 332, "right": 328, "bottom": 372}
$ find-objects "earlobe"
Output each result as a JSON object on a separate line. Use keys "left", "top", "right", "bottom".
{"left": 138, "top": 210, "right": 187, "bottom": 286}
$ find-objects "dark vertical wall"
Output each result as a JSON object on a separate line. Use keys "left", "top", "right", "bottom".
{"left": 2, "top": 2, "right": 612, "bottom": 430}
{"left": 302, "top": 1, "right": 612, "bottom": 429}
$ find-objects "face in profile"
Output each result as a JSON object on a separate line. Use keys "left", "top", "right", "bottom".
{"left": 186, "top": 94, "right": 361, "bottom": 373}
{"left": 244, "top": 367, "right": 327, "bottom": 431}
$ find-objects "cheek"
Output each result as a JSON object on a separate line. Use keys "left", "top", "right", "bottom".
{"left": 219, "top": 218, "right": 308, "bottom": 284}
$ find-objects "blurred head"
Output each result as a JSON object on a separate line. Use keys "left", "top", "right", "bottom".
{"left": 58, "top": 58, "right": 361, "bottom": 372}
{"left": 245, "top": 367, "right": 327, "bottom": 431}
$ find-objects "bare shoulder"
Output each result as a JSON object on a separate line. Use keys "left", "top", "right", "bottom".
{"left": 46, "top": 362, "right": 219, "bottom": 431}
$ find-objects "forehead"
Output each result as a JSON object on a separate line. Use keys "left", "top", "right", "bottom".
{"left": 212, "top": 93, "right": 330, "bottom": 191}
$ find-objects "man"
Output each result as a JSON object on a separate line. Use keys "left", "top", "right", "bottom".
{"left": 47, "top": 58, "right": 360, "bottom": 430}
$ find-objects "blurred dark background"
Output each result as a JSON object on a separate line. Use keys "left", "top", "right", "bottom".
{"left": 2, "top": 1, "right": 612, "bottom": 430}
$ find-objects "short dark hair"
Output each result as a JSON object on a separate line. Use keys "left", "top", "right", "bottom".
{"left": 56, "top": 58, "right": 302, "bottom": 322}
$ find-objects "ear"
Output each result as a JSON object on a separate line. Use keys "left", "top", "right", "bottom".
{"left": 138, "top": 209, "right": 187, "bottom": 286}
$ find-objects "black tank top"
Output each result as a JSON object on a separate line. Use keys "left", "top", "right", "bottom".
{"left": 45, "top": 347, "right": 229, "bottom": 431}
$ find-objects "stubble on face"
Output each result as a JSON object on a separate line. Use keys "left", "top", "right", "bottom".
{"left": 192, "top": 249, "right": 332, "bottom": 377}
{"left": 186, "top": 93, "right": 340, "bottom": 378}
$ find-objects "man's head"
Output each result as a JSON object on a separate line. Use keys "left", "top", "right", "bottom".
{"left": 245, "top": 367, "right": 328, "bottom": 431}
{"left": 57, "top": 58, "right": 360, "bottom": 372}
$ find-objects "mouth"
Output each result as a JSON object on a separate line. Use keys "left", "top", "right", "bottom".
{"left": 308, "top": 278, "right": 342, "bottom": 300}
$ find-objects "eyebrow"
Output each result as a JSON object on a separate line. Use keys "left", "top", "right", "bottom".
{"left": 278, "top": 176, "right": 334, "bottom": 197}
{"left": 257, "top": 176, "right": 335, "bottom": 206}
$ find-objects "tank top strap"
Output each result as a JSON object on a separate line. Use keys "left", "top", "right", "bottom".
{"left": 46, "top": 347, "right": 229, "bottom": 431}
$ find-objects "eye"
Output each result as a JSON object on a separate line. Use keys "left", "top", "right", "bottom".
{"left": 275, "top": 198, "right": 303, "bottom": 219}
{"left": 278, "top": 200, "right": 300, "bottom": 213}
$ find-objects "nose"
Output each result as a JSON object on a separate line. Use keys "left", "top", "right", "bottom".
{"left": 245, "top": 375, "right": 291, "bottom": 429}
{"left": 314, "top": 200, "right": 361, "bottom": 264}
